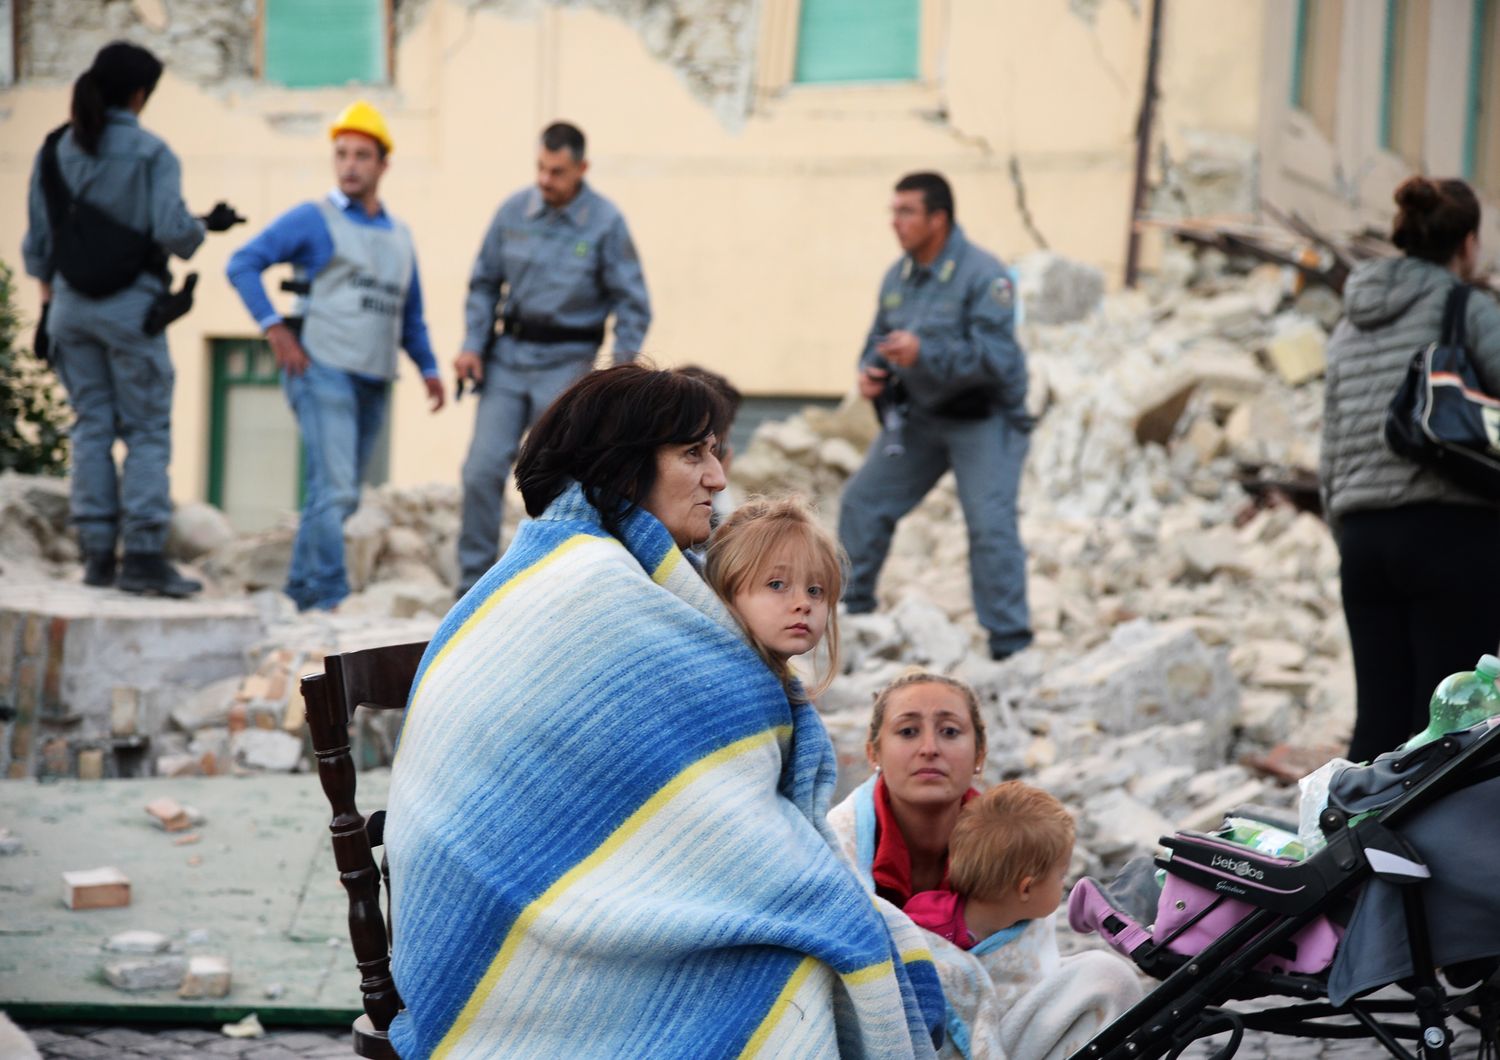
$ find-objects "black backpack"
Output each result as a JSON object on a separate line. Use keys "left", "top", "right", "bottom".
{"left": 37, "top": 123, "right": 166, "bottom": 298}
{"left": 1384, "top": 283, "right": 1500, "bottom": 499}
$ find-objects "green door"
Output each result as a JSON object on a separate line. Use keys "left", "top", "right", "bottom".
{"left": 208, "top": 339, "right": 302, "bottom": 532}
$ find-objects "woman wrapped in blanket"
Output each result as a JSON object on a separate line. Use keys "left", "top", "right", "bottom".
{"left": 827, "top": 671, "right": 1141, "bottom": 1060}
{"left": 384, "top": 364, "right": 944, "bottom": 1059}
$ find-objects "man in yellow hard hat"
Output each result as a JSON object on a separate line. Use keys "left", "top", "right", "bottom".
{"left": 225, "top": 99, "right": 444, "bottom": 612}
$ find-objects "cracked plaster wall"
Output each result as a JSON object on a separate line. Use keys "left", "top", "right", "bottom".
{"left": 18, "top": 0, "right": 756, "bottom": 120}
{"left": 18, "top": 0, "right": 258, "bottom": 84}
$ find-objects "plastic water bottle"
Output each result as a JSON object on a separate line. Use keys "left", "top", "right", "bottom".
{"left": 1219, "top": 817, "right": 1308, "bottom": 861}
{"left": 1401, "top": 654, "right": 1500, "bottom": 752}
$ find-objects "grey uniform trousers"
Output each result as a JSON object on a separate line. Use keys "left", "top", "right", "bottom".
{"left": 838, "top": 404, "right": 1032, "bottom": 658}
{"left": 48, "top": 289, "right": 174, "bottom": 555}
{"left": 456, "top": 357, "right": 593, "bottom": 594}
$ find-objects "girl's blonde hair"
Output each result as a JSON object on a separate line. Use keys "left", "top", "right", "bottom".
{"left": 704, "top": 495, "right": 845, "bottom": 701}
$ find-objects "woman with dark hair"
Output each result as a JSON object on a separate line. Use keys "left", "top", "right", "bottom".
{"left": 385, "top": 364, "right": 944, "bottom": 1058}
{"left": 21, "top": 42, "right": 227, "bottom": 597}
{"left": 1322, "top": 176, "right": 1500, "bottom": 761}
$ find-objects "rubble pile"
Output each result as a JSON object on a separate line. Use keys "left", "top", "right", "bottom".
{"left": 0, "top": 245, "right": 1359, "bottom": 874}
{"left": 735, "top": 246, "right": 1353, "bottom": 874}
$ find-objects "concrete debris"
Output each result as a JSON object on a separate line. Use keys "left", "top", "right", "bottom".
{"left": 168, "top": 502, "right": 236, "bottom": 562}
{"left": 1014, "top": 251, "right": 1106, "bottom": 325}
{"left": 0, "top": 829, "right": 21, "bottom": 855}
{"left": 231, "top": 729, "right": 304, "bottom": 773}
{"left": 103, "top": 955, "right": 188, "bottom": 992}
{"left": 103, "top": 930, "right": 172, "bottom": 955}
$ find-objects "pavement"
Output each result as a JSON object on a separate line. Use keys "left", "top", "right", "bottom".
{"left": 17, "top": 1024, "right": 352, "bottom": 1059}
{"left": 0, "top": 773, "right": 387, "bottom": 1024}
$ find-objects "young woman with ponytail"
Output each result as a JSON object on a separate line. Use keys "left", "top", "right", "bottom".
{"left": 1321, "top": 176, "right": 1500, "bottom": 761}
{"left": 21, "top": 42, "right": 212, "bottom": 597}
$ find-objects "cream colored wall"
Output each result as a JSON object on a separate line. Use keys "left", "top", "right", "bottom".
{"left": 0, "top": 0, "right": 1267, "bottom": 501}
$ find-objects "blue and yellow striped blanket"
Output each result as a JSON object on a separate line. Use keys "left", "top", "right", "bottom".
{"left": 385, "top": 483, "right": 944, "bottom": 1058}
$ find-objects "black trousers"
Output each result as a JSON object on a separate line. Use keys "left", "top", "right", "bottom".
{"left": 1339, "top": 503, "right": 1500, "bottom": 762}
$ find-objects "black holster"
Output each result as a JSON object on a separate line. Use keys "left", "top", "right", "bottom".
{"left": 143, "top": 272, "right": 199, "bottom": 336}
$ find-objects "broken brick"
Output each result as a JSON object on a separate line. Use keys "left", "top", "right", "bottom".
{"left": 63, "top": 866, "right": 131, "bottom": 910}
{"left": 179, "top": 954, "right": 231, "bottom": 998}
{"left": 145, "top": 797, "right": 192, "bottom": 832}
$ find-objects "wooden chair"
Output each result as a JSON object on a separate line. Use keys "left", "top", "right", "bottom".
{"left": 302, "top": 640, "right": 429, "bottom": 1059}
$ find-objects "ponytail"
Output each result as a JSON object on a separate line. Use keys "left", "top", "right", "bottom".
{"left": 70, "top": 70, "right": 107, "bottom": 155}
{"left": 69, "top": 41, "right": 164, "bottom": 156}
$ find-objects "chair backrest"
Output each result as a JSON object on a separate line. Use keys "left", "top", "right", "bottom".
{"left": 302, "top": 640, "right": 428, "bottom": 1059}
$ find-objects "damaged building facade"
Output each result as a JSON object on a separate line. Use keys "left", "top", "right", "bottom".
{"left": 1259, "top": 0, "right": 1500, "bottom": 244}
{"left": 0, "top": 0, "right": 1484, "bottom": 529}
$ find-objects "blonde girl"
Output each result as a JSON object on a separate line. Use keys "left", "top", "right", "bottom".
{"left": 704, "top": 496, "right": 845, "bottom": 701}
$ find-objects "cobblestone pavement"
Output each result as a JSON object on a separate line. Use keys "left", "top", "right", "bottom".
{"left": 18, "top": 1024, "right": 353, "bottom": 1059}
{"left": 15, "top": 1017, "right": 1492, "bottom": 1059}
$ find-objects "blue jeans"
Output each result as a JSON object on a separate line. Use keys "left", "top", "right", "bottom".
{"left": 283, "top": 360, "right": 388, "bottom": 611}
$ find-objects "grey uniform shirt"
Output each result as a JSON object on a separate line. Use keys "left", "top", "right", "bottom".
{"left": 462, "top": 183, "right": 651, "bottom": 369}
{"left": 859, "top": 224, "right": 1027, "bottom": 422}
{"left": 23, "top": 109, "right": 205, "bottom": 305}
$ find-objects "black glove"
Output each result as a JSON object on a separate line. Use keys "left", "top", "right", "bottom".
{"left": 202, "top": 202, "right": 246, "bottom": 232}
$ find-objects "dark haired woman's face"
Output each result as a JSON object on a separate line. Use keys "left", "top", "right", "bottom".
{"left": 641, "top": 437, "right": 725, "bottom": 547}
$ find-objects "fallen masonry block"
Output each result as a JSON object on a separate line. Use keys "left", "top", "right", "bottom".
{"left": 104, "top": 930, "right": 171, "bottom": 955}
{"left": 0, "top": 829, "right": 21, "bottom": 855}
{"left": 180, "top": 955, "right": 232, "bottom": 998}
{"left": 145, "top": 797, "right": 192, "bottom": 832}
{"left": 104, "top": 955, "right": 187, "bottom": 992}
{"left": 63, "top": 866, "right": 131, "bottom": 910}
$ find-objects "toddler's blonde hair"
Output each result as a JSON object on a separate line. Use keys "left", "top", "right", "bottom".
{"left": 948, "top": 781, "right": 1075, "bottom": 900}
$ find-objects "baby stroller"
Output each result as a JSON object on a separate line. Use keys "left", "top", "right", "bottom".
{"left": 1066, "top": 720, "right": 1500, "bottom": 1059}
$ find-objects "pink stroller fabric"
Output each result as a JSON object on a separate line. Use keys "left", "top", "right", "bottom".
{"left": 1069, "top": 868, "right": 1342, "bottom": 976}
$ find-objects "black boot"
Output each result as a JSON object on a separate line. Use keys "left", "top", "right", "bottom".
{"left": 118, "top": 553, "right": 202, "bottom": 598}
{"left": 83, "top": 552, "right": 117, "bottom": 588}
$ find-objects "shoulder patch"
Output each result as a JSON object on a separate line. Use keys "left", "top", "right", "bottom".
{"left": 883, "top": 291, "right": 903, "bottom": 310}
{"left": 990, "top": 275, "right": 1015, "bottom": 308}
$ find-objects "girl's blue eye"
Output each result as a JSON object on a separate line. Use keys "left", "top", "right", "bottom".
{"left": 808, "top": 585, "right": 824, "bottom": 598}
{"left": 767, "top": 579, "right": 785, "bottom": 591}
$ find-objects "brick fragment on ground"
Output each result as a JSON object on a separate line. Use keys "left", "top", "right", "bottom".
{"left": 61, "top": 866, "right": 130, "bottom": 910}
{"left": 179, "top": 954, "right": 231, "bottom": 998}
{"left": 144, "top": 797, "right": 192, "bottom": 831}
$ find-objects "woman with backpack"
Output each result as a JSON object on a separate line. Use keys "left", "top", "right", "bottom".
{"left": 21, "top": 41, "right": 236, "bottom": 597}
{"left": 1321, "top": 176, "right": 1500, "bottom": 762}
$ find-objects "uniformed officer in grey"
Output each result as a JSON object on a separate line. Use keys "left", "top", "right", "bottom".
{"left": 22, "top": 41, "right": 221, "bottom": 598}
{"left": 453, "top": 121, "right": 651, "bottom": 597}
{"left": 838, "top": 171, "right": 1032, "bottom": 660}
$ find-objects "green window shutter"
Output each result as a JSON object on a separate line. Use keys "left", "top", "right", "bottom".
{"left": 794, "top": 0, "right": 919, "bottom": 84}
{"left": 263, "top": 0, "right": 387, "bottom": 88}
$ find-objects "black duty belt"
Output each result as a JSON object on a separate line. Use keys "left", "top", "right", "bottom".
{"left": 502, "top": 315, "right": 605, "bottom": 346}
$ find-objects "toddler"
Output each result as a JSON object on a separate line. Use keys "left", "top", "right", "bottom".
{"left": 704, "top": 496, "right": 844, "bottom": 701}
{"left": 906, "top": 780, "right": 1074, "bottom": 951}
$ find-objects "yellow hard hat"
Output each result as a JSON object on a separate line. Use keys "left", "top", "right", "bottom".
{"left": 329, "top": 100, "right": 393, "bottom": 154}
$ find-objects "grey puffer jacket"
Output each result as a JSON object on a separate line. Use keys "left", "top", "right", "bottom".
{"left": 1320, "top": 256, "right": 1500, "bottom": 522}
